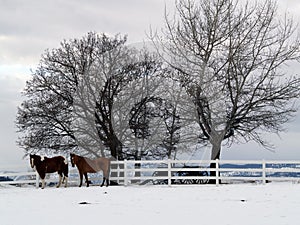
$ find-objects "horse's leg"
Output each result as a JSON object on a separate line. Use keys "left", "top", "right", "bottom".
{"left": 102, "top": 170, "right": 109, "bottom": 187}
{"left": 84, "top": 173, "right": 89, "bottom": 187}
{"left": 62, "top": 174, "right": 68, "bottom": 188}
{"left": 79, "top": 172, "right": 83, "bottom": 187}
{"left": 63, "top": 176, "right": 68, "bottom": 188}
{"left": 40, "top": 172, "right": 46, "bottom": 189}
{"left": 106, "top": 176, "right": 110, "bottom": 187}
{"left": 41, "top": 179, "right": 46, "bottom": 189}
{"left": 63, "top": 165, "right": 68, "bottom": 188}
{"left": 106, "top": 169, "right": 110, "bottom": 187}
{"left": 100, "top": 177, "right": 106, "bottom": 187}
{"left": 57, "top": 172, "right": 62, "bottom": 188}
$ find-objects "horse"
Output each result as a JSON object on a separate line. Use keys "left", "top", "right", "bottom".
{"left": 30, "top": 154, "right": 68, "bottom": 189}
{"left": 70, "top": 153, "right": 111, "bottom": 187}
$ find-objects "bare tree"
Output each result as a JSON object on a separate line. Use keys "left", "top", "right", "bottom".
{"left": 16, "top": 32, "right": 135, "bottom": 158}
{"left": 72, "top": 36, "right": 138, "bottom": 160}
{"left": 152, "top": 0, "right": 300, "bottom": 164}
{"left": 17, "top": 31, "right": 181, "bottom": 163}
{"left": 112, "top": 60, "right": 202, "bottom": 161}
{"left": 111, "top": 54, "right": 177, "bottom": 160}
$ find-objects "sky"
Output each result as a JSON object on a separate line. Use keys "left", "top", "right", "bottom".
{"left": 0, "top": 0, "right": 300, "bottom": 170}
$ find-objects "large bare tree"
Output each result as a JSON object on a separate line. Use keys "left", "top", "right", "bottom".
{"left": 152, "top": 0, "right": 300, "bottom": 163}
{"left": 16, "top": 32, "right": 176, "bottom": 164}
{"left": 17, "top": 32, "right": 138, "bottom": 158}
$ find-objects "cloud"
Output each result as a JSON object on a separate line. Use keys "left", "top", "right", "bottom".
{"left": 1, "top": 0, "right": 298, "bottom": 65}
{"left": 0, "top": 0, "right": 173, "bottom": 65}
{"left": 278, "top": 0, "right": 300, "bottom": 18}
{"left": 0, "top": 74, "right": 27, "bottom": 169}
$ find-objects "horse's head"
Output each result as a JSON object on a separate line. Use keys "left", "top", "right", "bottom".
{"left": 70, "top": 153, "right": 76, "bottom": 167}
{"left": 29, "top": 154, "right": 41, "bottom": 168}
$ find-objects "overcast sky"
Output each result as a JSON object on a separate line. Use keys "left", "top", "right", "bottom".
{"left": 0, "top": 0, "right": 300, "bottom": 170}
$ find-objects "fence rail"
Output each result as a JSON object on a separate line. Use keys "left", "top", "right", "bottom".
{"left": 1, "top": 159, "right": 300, "bottom": 187}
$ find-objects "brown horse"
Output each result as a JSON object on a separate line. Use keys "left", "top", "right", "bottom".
{"left": 70, "top": 153, "right": 110, "bottom": 187}
{"left": 30, "top": 154, "right": 68, "bottom": 189}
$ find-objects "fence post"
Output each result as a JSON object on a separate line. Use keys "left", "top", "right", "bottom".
{"left": 262, "top": 160, "right": 266, "bottom": 184}
{"left": 35, "top": 172, "right": 39, "bottom": 188}
{"left": 124, "top": 159, "right": 128, "bottom": 186}
{"left": 117, "top": 161, "right": 120, "bottom": 184}
{"left": 216, "top": 159, "right": 219, "bottom": 186}
{"left": 167, "top": 159, "right": 171, "bottom": 187}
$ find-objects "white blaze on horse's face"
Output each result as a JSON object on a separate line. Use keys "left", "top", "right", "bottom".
{"left": 41, "top": 156, "right": 45, "bottom": 161}
{"left": 63, "top": 157, "right": 68, "bottom": 165}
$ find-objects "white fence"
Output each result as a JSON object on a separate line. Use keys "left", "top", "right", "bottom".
{"left": 1, "top": 159, "right": 300, "bottom": 187}
{"left": 110, "top": 159, "right": 300, "bottom": 186}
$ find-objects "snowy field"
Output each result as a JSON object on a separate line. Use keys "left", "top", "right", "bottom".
{"left": 1, "top": 183, "right": 300, "bottom": 225}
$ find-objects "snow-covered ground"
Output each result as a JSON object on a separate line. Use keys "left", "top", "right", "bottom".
{"left": 1, "top": 183, "right": 300, "bottom": 225}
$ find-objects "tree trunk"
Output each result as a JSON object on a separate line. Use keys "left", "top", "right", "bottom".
{"left": 132, "top": 153, "right": 141, "bottom": 184}
{"left": 209, "top": 136, "right": 222, "bottom": 184}
{"left": 108, "top": 135, "right": 124, "bottom": 185}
